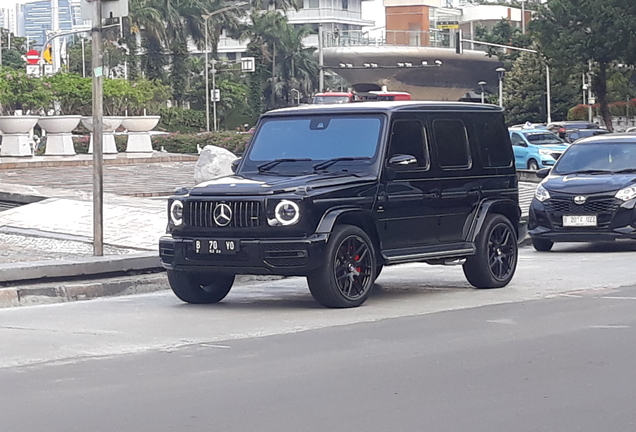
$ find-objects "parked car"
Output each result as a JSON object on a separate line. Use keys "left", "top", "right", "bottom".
{"left": 510, "top": 122, "right": 547, "bottom": 130}
{"left": 312, "top": 92, "right": 357, "bottom": 104}
{"left": 562, "top": 128, "right": 610, "bottom": 143}
{"left": 509, "top": 127, "right": 569, "bottom": 170}
{"left": 160, "top": 101, "right": 524, "bottom": 308}
{"left": 546, "top": 121, "right": 599, "bottom": 134}
{"left": 528, "top": 134, "right": 636, "bottom": 251}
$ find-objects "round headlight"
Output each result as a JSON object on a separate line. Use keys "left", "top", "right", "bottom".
{"left": 274, "top": 200, "right": 300, "bottom": 225}
{"left": 170, "top": 200, "right": 184, "bottom": 226}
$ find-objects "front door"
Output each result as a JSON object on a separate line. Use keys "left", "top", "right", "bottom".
{"left": 377, "top": 118, "right": 439, "bottom": 250}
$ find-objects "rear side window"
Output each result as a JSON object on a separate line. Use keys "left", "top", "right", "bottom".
{"left": 473, "top": 115, "right": 513, "bottom": 168}
{"left": 433, "top": 119, "right": 471, "bottom": 169}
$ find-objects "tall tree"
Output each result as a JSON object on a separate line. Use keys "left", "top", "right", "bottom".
{"left": 531, "top": 0, "right": 636, "bottom": 131}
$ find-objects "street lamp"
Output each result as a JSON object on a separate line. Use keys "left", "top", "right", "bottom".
{"left": 478, "top": 81, "right": 487, "bottom": 104}
{"left": 203, "top": 2, "right": 248, "bottom": 132}
{"left": 495, "top": 67, "right": 506, "bottom": 107}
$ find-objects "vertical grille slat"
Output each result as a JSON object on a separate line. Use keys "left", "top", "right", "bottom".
{"left": 186, "top": 200, "right": 262, "bottom": 228}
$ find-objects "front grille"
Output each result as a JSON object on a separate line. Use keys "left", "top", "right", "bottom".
{"left": 186, "top": 200, "right": 261, "bottom": 228}
{"left": 545, "top": 197, "right": 619, "bottom": 214}
{"left": 544, "top": 196, "right": 619, "bottom": 229}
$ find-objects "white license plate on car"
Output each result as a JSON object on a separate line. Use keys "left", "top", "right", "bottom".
{"left": 562, "top": 215, "right": 597, "bottom": 227}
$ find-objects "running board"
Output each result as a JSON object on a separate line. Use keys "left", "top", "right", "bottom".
{"left": 382, "top": 243, "right": 475, "bottom": 265}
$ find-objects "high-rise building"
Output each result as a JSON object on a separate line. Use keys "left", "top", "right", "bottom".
{"left": 17, "top": 0, "right": 73, "bottom": 48}
{"left": 0, "top": 7, "right": 17, "bottom": 33}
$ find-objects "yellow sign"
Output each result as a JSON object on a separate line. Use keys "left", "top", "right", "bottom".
{"left": 43, "top": 45, "right": 53, "bottom": 64}
{"left": 438, "top": 21, "right": 459, "bottom": 30}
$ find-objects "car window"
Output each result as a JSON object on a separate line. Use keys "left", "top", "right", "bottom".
{"left": 473, "top": 114, "right": 512, "bottom": 168}
{"left": 433, "top": 119, "right": 471, "bottom": 169}
{"left": 553, "top": 142, "right": 636, "bottom": 174}
{"left": 524, "top": 132, "right": 564, "bottom": 144}
{"left": 510, "top": 133, "right": 525, "bottom": 146}
{"left": 388, "top": 120, "right": 429, "bottom": 169}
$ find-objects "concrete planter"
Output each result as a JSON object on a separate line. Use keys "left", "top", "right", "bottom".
{"left": 0, "top": 116, "right": 39, "bottom": 157}
{"left": 38, "top": 115, "right": 82, "bottom": 156}
{"left": 81, "top": 116, "right": 124, "bottom": 154}
{"left": 121, "top": 116, "right": 161, "bottom": 153}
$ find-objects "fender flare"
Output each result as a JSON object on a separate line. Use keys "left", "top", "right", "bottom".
{"left": 315, "top": 207, "right": 362, "bottom": 234}
{"left": 467, "top": 199, "right": 520, "bottom": 243}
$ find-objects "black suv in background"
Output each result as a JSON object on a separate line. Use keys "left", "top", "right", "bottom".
{"left": 529, "top": 134, "right": 636, "bottom": 251}
{"left": 160, "top": 102, "right": 524, "bottom": 308}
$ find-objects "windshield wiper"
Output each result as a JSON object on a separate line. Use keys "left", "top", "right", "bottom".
{"left": 612, "top": 168, "right": 636, "bottom": 174}
{"left": 561, "top": 169, "right": 613, "bottom": 175}
{"left": 257, "top": 158, "right": 311, "bottom": 172}
{"left": 313, "top": 157, "right": 371, "bottom": 172}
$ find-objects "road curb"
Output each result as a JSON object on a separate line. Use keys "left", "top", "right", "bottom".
{"left": 0, "top": 253, "right": 162, "bottom": 284}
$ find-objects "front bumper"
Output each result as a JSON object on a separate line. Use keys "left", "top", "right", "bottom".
{"left": 528, "top": 197, "right": 636, "bottom": 242}
{"left": 159, "top": 234, "right": 329, "bottom": 276}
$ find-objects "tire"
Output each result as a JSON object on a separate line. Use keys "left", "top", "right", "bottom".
{"left": 532, "top": 237, "right": 554, "bottom": 252}
{"left": 167, "top": 270, "right": 235, "bottom": 304}
{"left": 528, "top": 160, "right": 540, "bottom": 171}
{"left": 307, "top": 224, "right": 377, "bottom": 308}
{"left": 463, "top": 214, "right": 518, "bottom": 289}
{"left": 375, "top": 265, "right": 384, "bottom": 278}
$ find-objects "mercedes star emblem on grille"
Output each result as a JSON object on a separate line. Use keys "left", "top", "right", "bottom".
{"left": 213, "top": 203, "right": 232, "bottom": 226}
{"left": 573, "top": 196, "right": 587, "bottom": 205}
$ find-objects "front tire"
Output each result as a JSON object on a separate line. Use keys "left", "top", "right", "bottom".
{"left": 532, "top": 237, "right": 554, "bottom": 252}
{"left": 167, "top": 270, "right": 235, "bottom": 304}
{"left": 463, "top": 214, "right": 518, "bottom": 289}
{"left": 528, "top": 160, "right": 540, "bottom": 171}
{"left": 307, "top": 224, "right": 377, "bottom": 308}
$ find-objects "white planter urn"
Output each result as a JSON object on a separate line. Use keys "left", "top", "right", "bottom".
{"left": 121, "top": 116, "right": 161, "bottom": 153}
{"left": 38, "top": 115, "right": 82, "bottom": 156}
{"left": 0, "top": 116, "right": 39, "bottom": 157}
{"left": 81, "top": 116, "right": 124, "bottom": 154}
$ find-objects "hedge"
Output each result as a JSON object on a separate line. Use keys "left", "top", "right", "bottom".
{"left": 151, "top": 131, "right": 252, "bottom": 155}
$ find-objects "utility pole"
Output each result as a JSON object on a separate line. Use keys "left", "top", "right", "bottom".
{"left": 318, "top": 24, "right": 324, "bottom": 92}
{"left": 92, "top": 0, "right": 104, "bottom": 256}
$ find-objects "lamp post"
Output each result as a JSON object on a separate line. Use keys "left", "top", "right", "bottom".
{"left": 478, "top": 81, "right": 487, "bottom": 104}
{"left": 495, "top": 67, "right": 506, "bottom": 108}
{"left": 203, "top": 2, "right": 248, "bottom": 133}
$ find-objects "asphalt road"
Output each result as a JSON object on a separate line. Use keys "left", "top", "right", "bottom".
{"left": 2, "top": 242, "right": 636, "bottom": 432}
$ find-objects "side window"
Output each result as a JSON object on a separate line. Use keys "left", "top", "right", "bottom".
{"left": 433, "top": 119, "right": 471, "bottom": 169}
{"left": 387, "top": 120, "right": 429, "bottom": 169}
{"left": 510, "top": 133, "right": 525, "bottom": 146}
{"left": 473, "top": 116, "right": 513, "bottom": 168}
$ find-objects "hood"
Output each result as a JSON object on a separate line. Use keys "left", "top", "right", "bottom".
{"left": 536, "top": 144, "right": 569, "bottom": 151}
{"left": 188, "top": 172, "right": 376, "bottom": 196}
{"left": 544, "top": 173, "right": 636, "bottom": 194}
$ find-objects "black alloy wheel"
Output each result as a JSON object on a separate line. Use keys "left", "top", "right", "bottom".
{"left": 307, "top": 224, "right": 377, "bottom": 308}
{"left": 463, "top": 214, "right": 518, "bottom": 288}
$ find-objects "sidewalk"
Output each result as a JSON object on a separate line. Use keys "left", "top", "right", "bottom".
{"left": 0, "top": 152, "right": 538, "bottom": 306}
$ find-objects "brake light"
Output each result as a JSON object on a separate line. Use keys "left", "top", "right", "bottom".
{"left": 558, "top": 127, "right": 566, "bottom": 133}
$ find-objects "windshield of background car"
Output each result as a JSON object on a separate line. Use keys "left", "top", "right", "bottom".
{"left": 312, "top": 96, "right": 351, "bottom": 104}
{"left": 553, "top": 142, "right": 636, "bottom": 174}
{"left": 523, "top": 132, "right": 565, "bottom": 144}
{"left": 242, "top": 115, "right": 384, "bottom": 174}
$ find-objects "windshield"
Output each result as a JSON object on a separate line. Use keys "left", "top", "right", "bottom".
{"left": 553, "top": 142, "right": 636, "bottom": 174}
{"left": 524, "top": 132, "right": 564, "bottom": 144}
{"left": 242, "top": 115, "right": 384, "bottom": 175}
{"left": 312, "top": 96, "right": 351, "bottom": 104}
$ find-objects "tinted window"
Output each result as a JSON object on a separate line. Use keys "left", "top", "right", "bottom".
{"left": 524, "top": 132, "right": 564, "bottom": 144}
{"left": 473, "top": 115, "right": 512, "bottom": 168}
{"left": 510, "top": 133, "right": 525, "bottom": 146}
{"left": 433, "top": 119, "right": 471, "bottom": 169}
{"left": 246, "top": 115, "right": 382, "bottom": 164}
{"left": 388, "top": 120, "right": 429, "bottom": 169}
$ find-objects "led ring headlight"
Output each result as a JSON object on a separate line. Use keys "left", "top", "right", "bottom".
{"left": 170, "top": 200, "right": 184, "bottom": 226}
{"left": 274, "top": 200, "right": 300, "bottom": 225}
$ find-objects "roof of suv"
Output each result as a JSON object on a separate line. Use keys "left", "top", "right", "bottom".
{"left": 263, "top": 101, "right": 504, "bottom": 117}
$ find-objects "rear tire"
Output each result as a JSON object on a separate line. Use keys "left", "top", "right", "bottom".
{"left": 528, "top": 160, "right": 540, "bottom": 171}
{"left": 167, "top": 270, "right": 235, "bottom": 304}
{"left": 532, "top": 238, "right": 554, "bottom": 252}
{"left": 463, "top": 214, "right": 518, "bottom": 289}
{"left": 307, "top": 224, "right": 377, "bottom": 308}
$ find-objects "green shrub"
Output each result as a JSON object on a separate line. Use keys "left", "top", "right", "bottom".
{"left": 158, "top": 107, "right": 206, "bottom": 133}
{"left": 72, "top": 134, "right": 127, "bottom": 154}
{"left": 152, "top": 131, "right": 252, "bottom": 156}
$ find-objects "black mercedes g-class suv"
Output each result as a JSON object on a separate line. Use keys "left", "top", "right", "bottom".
{"left": 160, "top": 101, "right": 524, "bottom": 308}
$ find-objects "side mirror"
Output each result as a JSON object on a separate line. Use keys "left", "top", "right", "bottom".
{"left": 536, "top": 168, "right": 550, "bottom": 179}
{"left": 231, "top": 158, "right": 241, "bottom": 173}
{"left": 388, "top": 154, "right": 418, "bottom": 167}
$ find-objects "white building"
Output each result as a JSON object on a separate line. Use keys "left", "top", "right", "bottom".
{"left": 0, "top": 7, "right": 17, "bottom": 33}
